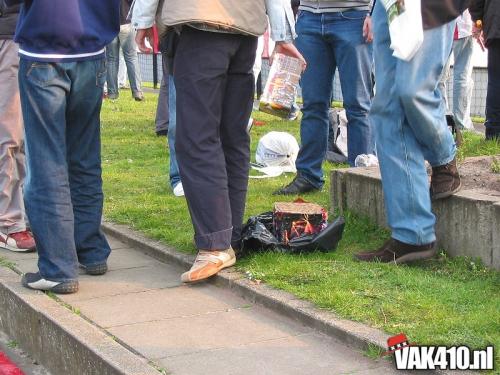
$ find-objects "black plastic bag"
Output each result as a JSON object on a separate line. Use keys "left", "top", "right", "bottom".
{"left": 239, "top": 212, "right": 345, "bottom": 257}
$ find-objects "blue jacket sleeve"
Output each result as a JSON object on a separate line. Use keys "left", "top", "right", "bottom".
{"left": 265, "top": 0, "right": 296, "bottom": 42}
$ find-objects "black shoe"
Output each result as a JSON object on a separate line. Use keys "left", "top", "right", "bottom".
{"left": 485, "top": 127, "right": 500, "bottom": 141}
{"left": 273, "top": 176, "right": 320, "bottom": 195}
{"left": 354, "top": 239, "right": 436, "bottom": 264}
{"left": 82, "top": 263, "right": 108, "bottom": 276}
{"left": 430, "top": 157, "right": 461, "bottom": 200}
{"left": 22, "top": 272, "right": 79, "bottom": 294}
{"left": 134, "top": 93, "right": 145, "bottom": 102}
{"left": 156, "top": 129, "right": 168, "bottom": 137}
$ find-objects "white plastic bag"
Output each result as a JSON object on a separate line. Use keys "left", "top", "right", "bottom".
{"left": 255, "top": 131, "right": 299, "bottom": 173}
{"left": 354, "top": 154, "right": 379, "bottom": 167}
{"left": 381, "top": 0, "right": 423, "bottom": 61}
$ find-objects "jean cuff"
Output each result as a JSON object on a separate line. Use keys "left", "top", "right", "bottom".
{"left": 195, "top": 227, "right": 233, "bottom": 250}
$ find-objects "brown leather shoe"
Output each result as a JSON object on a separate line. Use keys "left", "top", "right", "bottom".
{"left": 354, "top": 239, "right": 436, "bottom": 264}
{"left": 430, "top": 157, "right": 461, "bottom": 200}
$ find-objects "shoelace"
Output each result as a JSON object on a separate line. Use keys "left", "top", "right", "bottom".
{"left": 194, "top": 252, "right": 221, "bottom": 264}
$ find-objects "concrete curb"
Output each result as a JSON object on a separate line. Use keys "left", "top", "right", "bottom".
{"left": 101, "top": 221, "right": 390, "bottom": 354}
{"left": 0, "top": 267, "right": 159, "bottom": 375}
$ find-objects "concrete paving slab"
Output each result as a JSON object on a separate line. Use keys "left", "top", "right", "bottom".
{"left": 72, "top": 283, "right": 251, "bottom": 328}
{"left": 105, "top": 235, "right": 132, "bottom": 250}
{"left": 108, "top": 303, "right": 313, "bottom": 360}
{"left": 0, "top": 249, "right": 38, "bottom": 261}
{"left": 9, "top": 257, "right": 38, "bottom": 274}
{"left": 60, "top": 264, "right": 182, "bottom": 303}
{"left": 157, "top": 332, "right": 397, "bottom": 375}
{"left": 106, "top": 247, "right": 160, "bottom": 271}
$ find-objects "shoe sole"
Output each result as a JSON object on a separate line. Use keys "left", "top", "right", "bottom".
{"left": 85, "top": 264, "right": 108, "bottom": 276}
{"left": 182, "top": 256, "right": 236, "bottom": 284}
{"left": 394, "top": 248, "right": 437, "bottom": 264}
{"left": 431, "top": 181, "right": 462, "bottom": 201}
{"left": 22, "top": 278, "right": 79, "bottom": 294}
{"left": 0, "top": 243, "right": 36, "bottom": 253}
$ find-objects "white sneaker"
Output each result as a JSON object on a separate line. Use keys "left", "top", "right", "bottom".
{"left": 173, "top": 182, "right": 184, "bottom": 197}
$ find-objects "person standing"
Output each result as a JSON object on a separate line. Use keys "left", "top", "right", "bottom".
{"left": 107, "top": 0, "right": 144, "bottom": 101}
{"left": 134, "top": 0, "right": 303, "bottom": 283}
{"left": 273, "top": 0, "right": 375, "bottom": 195}
{"left": 355, "top": 0, "right": 468, "bottom": 264}
{"left": 470, "top": 0, "right": 500, "bottom": 140}
{"left": 8, "top": 0, "right": 120, "bottom": 293}
{"left": 0, "top": 1, "right": 36, "bottom": 253}
{"left": 439, "top": 10, "right": 475, "bottom": 131}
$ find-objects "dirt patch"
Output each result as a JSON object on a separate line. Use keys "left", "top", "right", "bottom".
{"left": 459, "top": 155, "right": 500, "bottom": 196}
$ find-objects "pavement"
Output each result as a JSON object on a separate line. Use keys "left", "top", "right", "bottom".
{"left": 0, "top": 233, "right": 402, "bottom": 375}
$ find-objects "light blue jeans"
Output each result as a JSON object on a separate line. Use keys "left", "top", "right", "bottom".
{"left": 294, "top": 10, "right": 374, "bottom": 184}
{"left": 438, "top": 36, "right": 475, "bottom": 130}
{"left": 106, "top": 24, "right": 143, "bottom": 99}
{"left": 372, "top": 2, "right": 456, "bottom": 245}
{"left": 167, "top": 75, "right": 180, "bottom": 189}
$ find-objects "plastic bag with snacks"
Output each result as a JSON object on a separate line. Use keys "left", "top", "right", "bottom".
{"left": 259, "top": 53, "right": 301, "bottom": 118}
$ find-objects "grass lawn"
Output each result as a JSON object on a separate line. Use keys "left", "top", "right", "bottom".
{"left": 101, "top": 91, "right": 500, "bottom": 362}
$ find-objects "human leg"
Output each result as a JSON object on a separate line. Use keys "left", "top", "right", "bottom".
{"left": 293, "top": 11, "right": 336, "bottom": 188}
{"left": 106, "top": 36, "right": 120, "bottom": 99}
{"left": 485, "top": 39, "right": 500, "bottom": 140}
{"left": 331, "top": 10, "right": 374, "bottom": 166}
{"left": 18, "top": 60, "right": 78, "bottom": 283}
{"left": 167, "top": 74, "right": 181, "bottom": 191}
{"left": 66, "top": 59, "right": 111, "bottom": 273}
{"left": 120, "top": 24, "right": 143, "bottom": 100}
{"left": 451, "top": 36, "right": 474, "bottom": 130}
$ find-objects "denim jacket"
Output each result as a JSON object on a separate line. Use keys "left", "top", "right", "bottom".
{"left": 131, "top": 0, "right": 295, "bottom": 42}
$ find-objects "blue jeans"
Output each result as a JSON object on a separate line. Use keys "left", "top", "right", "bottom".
{"left": 372, "top": 2, "right": 456, "bottom": 245}
{"left": 18, "top": 58, "right": 111, "bottom": 282}
{"left": 295, "top": 10, "right": 374, "bottom": 184}
{"left": 106, "top": 24, "right": 143, "bottom": 98}
{"left": 167, "top": 75, "right": 181, "bottom": 188}
{"left": 439, "top": 36, "right": 474, "bottom": 130}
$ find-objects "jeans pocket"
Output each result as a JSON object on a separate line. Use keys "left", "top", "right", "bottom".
{"left": 26, "top": 62, "right": 58, "bottom": 86}
{"left": 339, "top": 10, "right": 367, "bottom": 20}
{"left": 95, "top": 58, "right": 106, "bottom": 88}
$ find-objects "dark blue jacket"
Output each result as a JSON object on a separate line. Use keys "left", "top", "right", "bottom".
{"left": 6, "top": 0, "right": 120, "bottom": 61}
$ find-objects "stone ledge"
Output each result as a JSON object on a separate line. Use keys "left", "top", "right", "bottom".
{"left": 330, "top": 166, "right": 500, "bottom": 269}
{"left": 0, "top": 267, "right": 158, "bottom": 375}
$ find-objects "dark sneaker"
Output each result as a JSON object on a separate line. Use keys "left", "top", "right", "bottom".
{"left": 485, "top": 126, "right": 500, "bottom": 141}
{"left": 134, "top": 93, "right": 145, "bottom": 101}
{"left": 82, "top": 263, "right": 108, "bottom": 276}
{"left": 430, "top": 157, "right": 461, "bottom": 200}
{"left": 0, "top": 230, "right": 36, "bottom": 252}
{"left": 273, "top": 176, "right": 320, "bottom": 195}
{"left": 22, "top": 272, "right": 78, "bottom": 294}
{"left": 355, "top": 239, "right": 436, "bottom": 264}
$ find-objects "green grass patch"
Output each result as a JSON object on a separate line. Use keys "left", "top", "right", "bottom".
{"left": 101, "top": 91, "right": 500, "bottom": 362}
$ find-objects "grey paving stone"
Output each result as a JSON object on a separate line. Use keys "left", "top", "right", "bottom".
{"left": 108, "top": 303, "right": 313, "bottom": 360}
{"left": 106, "top": 235, "right": 131, "bottom": 250}
{"left": 72, "top": 283, "right": 252, "bottom": 328}
{"left": 107, "top": 248, "right": 159, "bottom": 271}
{"left": 9, "top": 257, "right": 37, "bottom": 274}
{"left": 0, "top": 249, "right": 38, "bottom": 261}
{"left": 157, "top": 332, "right": 396, "bottom": 375}
{"left": 60, "top": 264, "right": 182, "bottom": 303}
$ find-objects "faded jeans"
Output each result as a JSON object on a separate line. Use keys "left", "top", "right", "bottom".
{"left": 106, "top": 23, "right": 143, "bottom": 99}
{"left": 372, "top": 2, "right": 456, "bottom": 245}
{"left": 18, "top": 58, "right": 111, "bottom": 282}
{"left": 438, "top": 35, "right": 475, "bottom": 130}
